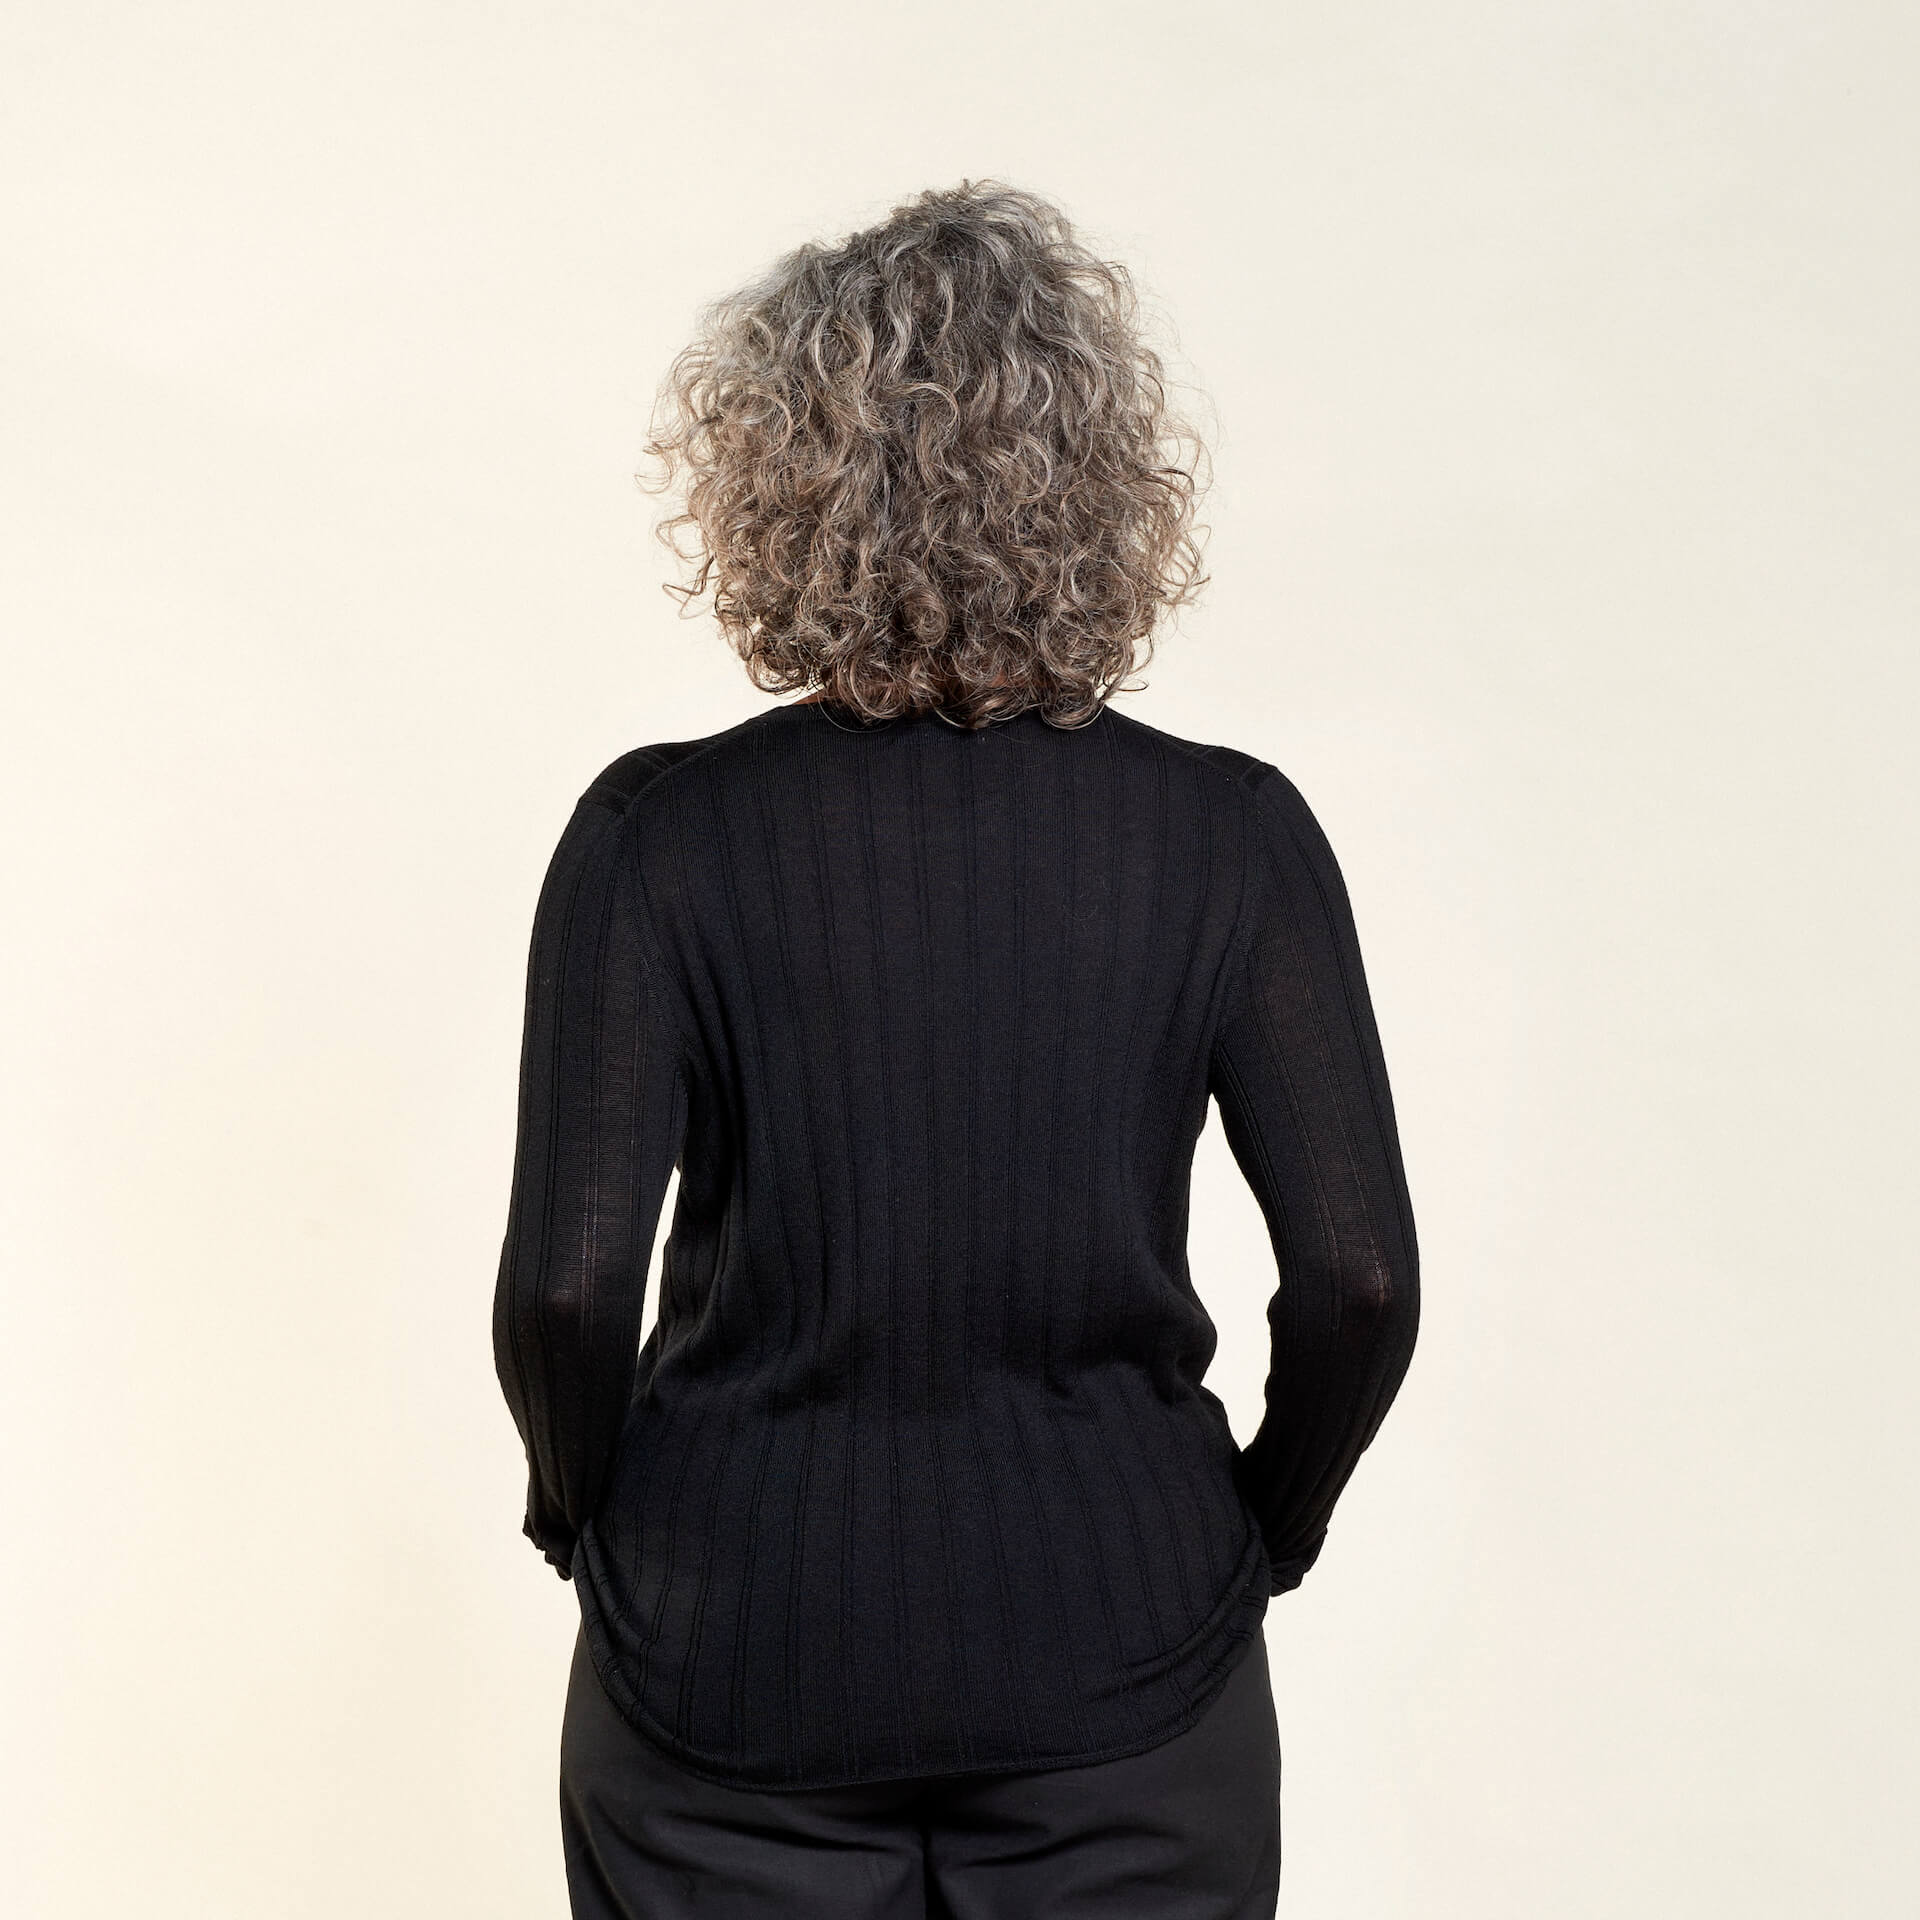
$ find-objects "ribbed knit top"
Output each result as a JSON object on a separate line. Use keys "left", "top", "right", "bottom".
{"left": 492, "top": 697, "right": 1419, "bottom": 1790}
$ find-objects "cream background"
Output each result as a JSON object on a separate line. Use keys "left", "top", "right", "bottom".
{"left": 5, "top": 3, "right": 1916, "bottom": 1913}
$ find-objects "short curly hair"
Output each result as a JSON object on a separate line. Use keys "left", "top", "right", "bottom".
{"left": 639, "top": 181, "right": 1210, "bottom": 730}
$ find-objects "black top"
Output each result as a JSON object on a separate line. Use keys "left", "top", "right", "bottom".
{"left": 493, "top": 699, "right": 1420, "bottom": 1790}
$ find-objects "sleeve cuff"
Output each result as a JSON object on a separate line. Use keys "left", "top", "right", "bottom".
{"left": 523, "top": 1510, "right": 578, "bottom": 1582}
{"left": 1264, "top": 1529, "right": 1327, "bottom": 1594}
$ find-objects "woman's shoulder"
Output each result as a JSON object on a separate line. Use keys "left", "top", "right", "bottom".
{"left": 1104, "top": 710, "right": 1340, "bottom": 862}
{"left": 1102, "top": 705, "right": 1280, "bottom": 797}
{"left": 574, "top": 709, "right": 788, "bottom": 813}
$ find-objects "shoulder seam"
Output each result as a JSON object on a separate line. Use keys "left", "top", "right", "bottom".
{"left": 579, "top": 720, "right": 771, "bottom": 814}
{"left": 1101, "top": 709, "right": 1275, "bottom": 798}
{"left": 1199, "top": 746, "right": 1278, "bottom": 794}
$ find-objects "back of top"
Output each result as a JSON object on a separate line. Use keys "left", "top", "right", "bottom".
{"left": 494, "top": 697, "right": 1420, "bottom": 1790}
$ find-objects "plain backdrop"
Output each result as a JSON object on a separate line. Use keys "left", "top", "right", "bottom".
{"left": 4, "top": 3, "right": 1916, "bottom": 1914}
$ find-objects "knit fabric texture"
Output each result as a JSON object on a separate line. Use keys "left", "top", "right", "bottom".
{"left": 493, "top": 699, "right": 1420, "bottom": 1790}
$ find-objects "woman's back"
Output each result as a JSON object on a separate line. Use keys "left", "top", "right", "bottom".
{"left": 495, "top": 695, "right": 1418, "bottom": 1790}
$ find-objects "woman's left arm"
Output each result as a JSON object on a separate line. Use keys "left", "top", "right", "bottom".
{"left": 492, "top": 785, "right": 690, "bottom": 1579}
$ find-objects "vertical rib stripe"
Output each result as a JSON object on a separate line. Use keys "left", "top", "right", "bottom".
{"left": 745, "top": 752, "right": 831, "bottom": 1780}
{"left": 904, "top": 738, "right": 975, "bottom": 1770}
{"left": 958, "top": 736, "right": 1036, "bottom": 1760}
{"left": 850, "top": 741, "right": 915, "bottom": 1769}
{"left": 999, "top": 732, "right": 1093, "bottom": 1750}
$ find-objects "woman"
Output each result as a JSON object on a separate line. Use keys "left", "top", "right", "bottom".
{"left": 493, "top": 180, "right": 1420, "bottom": 1919}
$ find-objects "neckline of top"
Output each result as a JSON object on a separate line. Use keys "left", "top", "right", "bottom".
{"left": 783, "top": 699, "right": 1109, "bottom": 736}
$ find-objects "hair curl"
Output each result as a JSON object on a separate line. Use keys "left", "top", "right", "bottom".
{"left": 638, "top": 181, "right": 1210, "bottom": 730}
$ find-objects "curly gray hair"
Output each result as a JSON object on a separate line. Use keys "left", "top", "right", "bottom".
{"left": 639, "top": 180, "right": 1211, "bottom": 729}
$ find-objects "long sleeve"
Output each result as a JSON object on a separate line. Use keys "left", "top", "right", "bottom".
{"left": 492, "top": 783, "right": 691, "bottom": 1580}
{"left": 1208, "top": 764, "right": 1420, "bottom": 1596}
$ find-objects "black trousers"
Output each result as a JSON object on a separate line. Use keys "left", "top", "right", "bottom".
{"left": 559, "top": 1625, "right": 1283, "bottom": 1918}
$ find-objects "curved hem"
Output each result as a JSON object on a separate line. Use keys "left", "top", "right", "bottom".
{"left": 573, "top": 1523, "right": 1274, "bottom": 1794}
